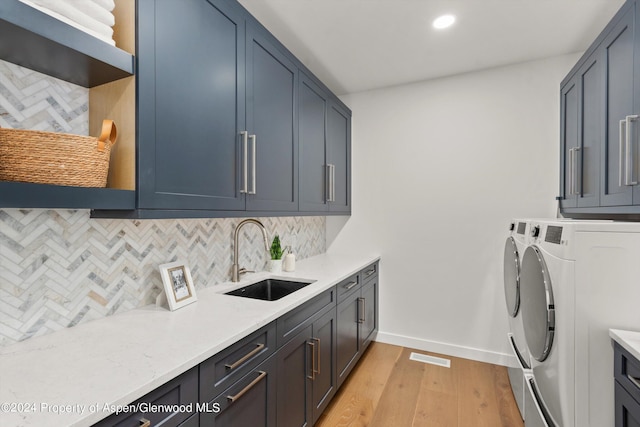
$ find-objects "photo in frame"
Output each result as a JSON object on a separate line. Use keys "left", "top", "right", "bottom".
{"left": 159, "top": 261, "right": 197, "bottom": 311}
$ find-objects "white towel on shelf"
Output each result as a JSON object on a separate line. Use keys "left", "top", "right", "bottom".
{"left": 65, "top": 0, "right": 115, "bottom": 27}
{"left": 91, "top": 0, "right": 115, "bottom": 12}
{"left": 19, "top": 0, "right": 115, "bottom": 45}
{"left": 19, "top": 0, "right": 114, "bottom": 42}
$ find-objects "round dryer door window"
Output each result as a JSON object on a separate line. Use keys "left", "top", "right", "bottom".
{"left": 520, "top": 245, "right": 555, "bottom": 362}
{"left": 503, "top": 237, "right": 520, "bottom": 317}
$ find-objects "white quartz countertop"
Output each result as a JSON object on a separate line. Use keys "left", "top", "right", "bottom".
{"left": 0, "top": 252, "right": 380, "bottom": 427}
{"left": 610, "top": 329, "right": 640, "bottom": 362}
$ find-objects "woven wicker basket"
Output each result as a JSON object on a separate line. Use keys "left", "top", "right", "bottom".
{"left": 0, "top": 120, "right": 117, "bottom": 188}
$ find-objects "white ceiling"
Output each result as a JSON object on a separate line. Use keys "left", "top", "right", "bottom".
{"left": 238, "top": 0, "right": 626, "bottom": 95}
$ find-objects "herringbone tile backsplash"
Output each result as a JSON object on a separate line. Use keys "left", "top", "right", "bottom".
{"left": 0, "top": 61, "right": 327, "bottom": 347}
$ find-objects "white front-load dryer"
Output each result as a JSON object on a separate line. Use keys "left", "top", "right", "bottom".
{"left": 520, "top": 220, "right": 577, "bottom": 427}
{"left": 503, "top": 219, "right": 532, "bottom": 420}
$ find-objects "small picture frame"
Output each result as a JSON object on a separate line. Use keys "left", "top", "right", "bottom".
{"left": 159, "top": 261, "right": 197, "bottom": 311}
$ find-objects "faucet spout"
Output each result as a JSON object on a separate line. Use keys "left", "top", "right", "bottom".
{"left": 232, "top": 219, "right": 270, "bottom": 282}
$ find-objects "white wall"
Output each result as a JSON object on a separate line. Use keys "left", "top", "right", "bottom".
{"left": 327, "top": 54, "right": 580, "bottom": 365}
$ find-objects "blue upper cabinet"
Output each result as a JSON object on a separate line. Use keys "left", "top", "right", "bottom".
{"left": 136, "top": 0, "right": 246, "bottom": 213}
{"left": 128, "top": 0, "right": 349, "bottom": 219}
{"left": 560, "top": 0, "right": 640, "bottom": 217}
{"left": 298, "top": 72, "right": 352, "bottom": 214}
{"left": 245, "top": 23, "right": 298, "bottom": 212}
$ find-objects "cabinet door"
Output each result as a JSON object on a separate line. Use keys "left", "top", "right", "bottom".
{"left": 245, "top": 24, "right": 298, "bottom": 212}
{"left": 601, "top": 3, "right": 636, "bottom": 206}
{"left": 578, "top": 55, "right": 602, "bottom": 207}
{"left": 336, "top": 290, "right": 360, "bottom": 388}
{"left": 560, "top": 76, "right": 579, "bottom": 209}
{"left": 311, "top": 308, "right": 337, "bottom": 424}
{"left": 202, "top": 355, "right": 277, "bottom": 427}
{"left": 360, "top": 277, "right": 378, "bottom": 350}
{"left": 137, "top": 0, "right": 246, "bottom": 211}
{"left": 299, "top": 73, "right": 329, "bottom": 212}
{"left": 327, "top": 100, "right": 351, "bottom": 213}
{"left": 277, "top": 324, "right": 313, "bottom": 427}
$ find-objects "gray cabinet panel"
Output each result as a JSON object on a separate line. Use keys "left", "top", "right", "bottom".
{"left": 277, "top": 324, "right": 313, "bottom": 427}
{"left": 202, "top": 355, "right": 277, "bottom": 427}
{"left": 327, "top": 101, "right": 352, "bottom": 213}
{"left": 94, "top": 367, "right": 198, "bottom": 427}
{"left": 336, "top": 289, "right": 360, "bottom": 388}
{"left": 602, "top": 5, "right": 635, "bottom": 206}
{"left": 137, "top": 0, "right": 246, "bottom": 211}
{"left": 299, "top": 73, "right": 329, "bottom": 212}
{"left": 579, "top": 57, "right": 602, "bottom": 207}
{"left": 311, "top": 307, "right": 337, "bottom": 424}
{"left": 245, "top": 25, "right": 298, "bottom": 212}
{"left": 361, "top": 277, "right": 378, "bottom": 350}
{"left": 560, "top": 78, "right": 579, "bottom": 209}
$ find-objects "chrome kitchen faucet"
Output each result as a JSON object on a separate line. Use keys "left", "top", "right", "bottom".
{"left": 232, "top": 218, "right": 270, "bottom": 282}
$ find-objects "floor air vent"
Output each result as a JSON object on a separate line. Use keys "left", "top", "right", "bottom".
{"left": 409, "top": 352, "right": 451, "bottom": 368}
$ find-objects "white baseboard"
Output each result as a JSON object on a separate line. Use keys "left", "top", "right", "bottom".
{"left": 374, "top": 331, "right": 518, "bottom": 367}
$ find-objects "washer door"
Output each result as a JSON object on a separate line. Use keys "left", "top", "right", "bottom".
{"left": 520, "top": 245, "right": 555, "bottom": 362}
{"left": 503, "top": 237, "right": 520, "bottom": 317}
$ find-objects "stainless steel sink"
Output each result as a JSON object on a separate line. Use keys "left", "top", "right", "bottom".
{"left": 225, "top": 279, "right": 313, "bottom": 301}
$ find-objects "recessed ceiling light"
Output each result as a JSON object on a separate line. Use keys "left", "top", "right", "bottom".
{"left": 433, "top": 14, "right": 456, "bottom": 30}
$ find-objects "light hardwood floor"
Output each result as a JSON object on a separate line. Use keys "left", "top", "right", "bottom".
{"left": 316, "top": 342, "right": 524, "bottom": 427}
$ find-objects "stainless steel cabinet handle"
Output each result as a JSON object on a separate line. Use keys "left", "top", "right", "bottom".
{"left": 307, "top": 341, "right": 316, "bottom": 380}
{"left": 574, "top": 147, "right": 581, "bottom": 195}
{"left": 358, "top": 297, "right": 366, "bottom": 323}
{"left": 139, "top": 418, "right": 151, "bottom": 427}
{"left": 364, "top": 268, "right": 376, "bottom": 277}
{"left": 626, "top": 115, "right": 639, "bottom": 186}
{"left": 331, "top": 164, "right": 336, "bottom": 202}
{"left": 326, "top": 164, "right": 331, "bottom": 202}
{"left": 326, "top": 164, "right": 335, "bottom": 202}
{"left": 569, "top": 147, "right": 575, "bottom": 196}
{"left": 344, "top": 280, "right": 358, "bottom": 290}
{"left": 312, "top": 337, "right": 321, "bottom": 377}
{"left": 225, "top": 343, "right": 265, "bottom": 370}
{"left": 628, "top": 374, "right": 640, "bottom": 390}
{"left": 249, "top": 134, "right": 257, "bottom": 194}
{"left": 226, "top": 370, "right": 267, "bottom": 403}
{"left": 620, "top": 119, "right": 626, "bottom": 187}
{"left": 241, "top": 131, "right": 248, "bottom": 194}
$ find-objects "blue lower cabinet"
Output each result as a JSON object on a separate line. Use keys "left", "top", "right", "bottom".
{"left": 201, "top": 355, "right": 277, "bottom": 427}
{"left": 615, "top": 343, "right": 640, "bottom": 427}
{"left": 93, "top": 367, "right": 198, "bottom": 427}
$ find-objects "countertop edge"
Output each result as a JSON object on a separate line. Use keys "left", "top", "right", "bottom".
{"left": 610, "top": 328, "right": 640, "bottom": 361}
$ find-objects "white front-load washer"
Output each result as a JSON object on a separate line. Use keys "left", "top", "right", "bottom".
{"left": 571, "top": 221, "right": 640, "bottom": 427}
{"left": 520, "top": 219, "right": 577, "bottom": 427}
{"left": 503, "top": 219, "right": 532, "bottom": 419}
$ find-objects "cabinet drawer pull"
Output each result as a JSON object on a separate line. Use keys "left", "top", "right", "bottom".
{"left": 226, "top": 370, "right": 267, "bottom": 403}
{"left": 139, "top": 418, "right": 151, "bottom": 427}
{"left": 358, "top": 297, "right": 365, "bottom": 323}
{"left": 225, "top": 343, "right": 265, "bottom": 370}
{"left": 344, "top": 280, "right": 358, "bottom": 291}
{"left": 249, "top": 134, "right": 257, "bottom": 194}
{"left": 307, "top": 341, "right": 316, "bottom": 380}
{"left": 628, "top": 374, "right": 640, "bottom": 391}
{"left": 312, "top": 337, "right": 321, "bottom": 377}
{"left": 626, "top": 115, "right": 639, "bottom": 186}
{"left": 364, "top": 268, "right": 376, "bottom": 277}
{"left": 241, "top": 131, "right": 248, "bottom": 194}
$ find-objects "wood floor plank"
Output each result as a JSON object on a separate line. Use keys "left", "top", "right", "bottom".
{"left": 317, "top": 342, "right": 524, "bottom": 427}
{"left": 411, "top": 352, "right": 458, "bottom": 427}
{"left": 315, "top": 342, "right": 403, "bottom": 427}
